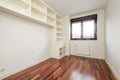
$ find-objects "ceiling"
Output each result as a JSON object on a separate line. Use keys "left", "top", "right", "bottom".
{"left": 44, "top": 0, "right": 108, "bottom": 16}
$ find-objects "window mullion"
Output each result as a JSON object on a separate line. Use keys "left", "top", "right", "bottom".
{"left": 81, "top": 21, "right": 83, "bottom": 39}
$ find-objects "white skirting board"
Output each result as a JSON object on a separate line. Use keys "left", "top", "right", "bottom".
{"left": 105, "top": 60, "right": 120, "bottom": 80}
{"left": 0, "top": 57, "right": 50, "bottom": 80}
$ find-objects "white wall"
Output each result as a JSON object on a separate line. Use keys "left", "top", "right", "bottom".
{"left": 0, "top": 11, "right": 52, "bottom": 79}
{"left": 66, "top": 9, "right": 105, "bottom": 59}
{"left": 105, "top": 0, "right": 120, "bottom": 79}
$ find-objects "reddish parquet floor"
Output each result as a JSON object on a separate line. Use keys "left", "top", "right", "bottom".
{"left": 4, "top": 55, "right": 116, "bottom": 80}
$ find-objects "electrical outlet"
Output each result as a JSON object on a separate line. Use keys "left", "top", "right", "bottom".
{"left": 0, "top": 68, "right": 5, "bottom": 72}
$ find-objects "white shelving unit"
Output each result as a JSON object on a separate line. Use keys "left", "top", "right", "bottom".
{"left": 31, "top": 0, "right": 47, "bottom": 22}
{"left": 56, "top": 15, "right": 63, "bottom": 44}
{"left": 52, "top": 14, "right": 65, "bottom": 59}
{"left": 47, "top": 8, "right": 56, "bottom": 19}
{"left": 31, "top": 0, "right": 47, "bottom": 14}
{"left": 31, "top": 8, "right": 46, "bottom": 22}
{"left": 0, "top": 0, "right": 31, "bottom": 15}
{"left": 31, "top": 3, "right": 46, "bottom": 14}
{"left": 0, "top": 0, "right": 65, "bottom": 59}
{"left": 0, "top": 0, "right": 60, "bottom": 27}
{"left": 47, "top": 16, "right": 56, "bottom": 26}
{"left": 47, "top": 8, "right": 56, "bottom": 26}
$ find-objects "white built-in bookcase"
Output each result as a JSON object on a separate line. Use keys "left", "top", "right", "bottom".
{"left": 0, "top": 0, "right": 64, "bottom": 59}
{"left": 0, "top": 0, "right": 63, "bottom": 43}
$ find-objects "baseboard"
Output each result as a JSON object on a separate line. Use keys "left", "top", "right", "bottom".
{"left": 105, "top": 60, "right": 120, "bottom": 80}
{"left": 70, "top": 54, "right": 104, "bottom": 60}
{"left": 0, "top": 57, "right": 50, "bottom": 80}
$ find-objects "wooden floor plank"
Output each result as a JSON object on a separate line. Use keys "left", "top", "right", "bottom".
{"left": 3, "top": 56, "right": 116, "bottom": 80}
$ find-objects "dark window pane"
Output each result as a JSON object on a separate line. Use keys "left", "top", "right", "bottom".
{"left": 72, "top": 22, "right": 81, "bottom": 38}
{"left": 70, "top": 14, "right": 97, "bottom": 40}
{"left": 83, "top": 20, "right": 95, "bottom": 39}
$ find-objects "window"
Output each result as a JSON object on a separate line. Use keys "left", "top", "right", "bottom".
{"left": 71, "top": 14, "right": 97, "bottom": 40}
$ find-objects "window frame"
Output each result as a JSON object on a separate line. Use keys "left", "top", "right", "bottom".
{"left": 70, "top": 14, "right": 97, "bottom": 40}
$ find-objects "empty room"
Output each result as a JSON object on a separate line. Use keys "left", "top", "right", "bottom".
{"left": 0, "top": 0, "right": 120, "bottom": 80}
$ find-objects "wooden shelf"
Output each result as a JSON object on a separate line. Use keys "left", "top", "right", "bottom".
{"left": 57, "top": 29, "right": 62, "bottom": 31}
{"left": 47, "top": 15, "right": 56, "bottom": 21}
{"left": 56, "top": 15, "right": 62, "bottom": 22}
{"left": 47, "top": 8, "right": 56, "bottom": 19}
{"left": 57, "top": 37, "right": 63, "bottom": 39}
{"left": 57, "top": 32, "right": 62, "bottom": 34}
{"left": 21, "top": 0, "right": 30, "bottom": 5}
{"left": 56, "top": 15, "right": 61, "bottom": 19}
{"left": 31, "top": 0, "right": 46, "bottom": 8}
{"left": 31, "top": 3, "right": 47, "bottom": 14}
{"left": 56, "top": 33, "right": 62, "bottom": 39}
{"left": 56, "top": 21, "right": 62, "bottom": 26}
{"left": 12, "top": 0, "right": 30, "bottom": 6}
{"left": 47, "top": 16, "right": 56, "bottom": 26}
{"left": 31, "top": 8, "right": 47, "bottom": 22}
{"left": 0, "top": 0, "right": 30, "bottom": 15}
{"left": 57, "top": 19, "right": 62, "bottom": 24}
{"left": 57, "top": 27, "right": 62, "bottom": 30}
